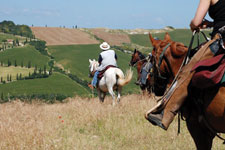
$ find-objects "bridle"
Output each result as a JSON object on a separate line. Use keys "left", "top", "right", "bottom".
{"left": 89, "top": 62, "right": 98, "bottom": 77}
{"left": 130, "top": 51, "right": 146, "bottom": 67}
{"left": 153, "top": 42, "right": 175, "bottom": 82}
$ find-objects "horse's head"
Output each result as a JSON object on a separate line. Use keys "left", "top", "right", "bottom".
{"left": 88, "top": 59, "right": 99, "bottom": 77}
{"left": 149, "top": 32, "right": 188, "bottom": 96}
{"left": 129, "top": 49, "right": 145, "bottom": 66}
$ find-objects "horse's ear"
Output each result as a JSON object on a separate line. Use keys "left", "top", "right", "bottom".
{"left": 149, "top": 33, "right": 155, "bottom": 45}
{"left": 164, "top": 32, "right": 171, "bottom": 41}
{"left": 134, "top": 49, "right": 136, "bottom": 53}
{"left": 89, "top": 59, "right": 92, "bottom": 63}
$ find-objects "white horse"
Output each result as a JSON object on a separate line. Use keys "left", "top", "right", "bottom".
{"left": 89, "top": 59, "right": 133, "bottom": 106}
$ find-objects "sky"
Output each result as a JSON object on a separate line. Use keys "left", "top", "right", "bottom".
{"left": 0, "top": 0, "right": 212, "bottom": 29}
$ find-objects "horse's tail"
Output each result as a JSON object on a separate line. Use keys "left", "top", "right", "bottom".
{"left": 116, "top": 68, "right": 133, "bottom": 86}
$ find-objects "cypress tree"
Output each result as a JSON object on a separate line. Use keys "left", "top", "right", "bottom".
{"left": 19, "top": 73, "right": 22, "bottom": 80}
{"left": 28, "top": 61, "right": 31, "bottom": 68}
{"left": 16, "top": 73, "right": 19, "bottom": 80}
{"left": 14, "top": 60, "right": 17, "bottom": 67}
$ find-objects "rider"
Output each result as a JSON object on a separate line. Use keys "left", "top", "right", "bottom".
{"left": 139, "top": 52, "right": 153, "bottom": 86}
{"left": 146, "top": 0, "right": 225, "bottom": 130}
{"left": 91, "top": 42, "right": 118, "bottom": 88}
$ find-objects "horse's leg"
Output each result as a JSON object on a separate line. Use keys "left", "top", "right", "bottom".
{"left": 186, "top": 115, "right": 215, "bottom": 150}
{"left": 101, "top": 92, "right": 106, "bottom": 102}
{"left": 117, "top": 86, "right": 122, "bottom": 103}
{"left": 98, "top": 90, "right": 104, "bottom": 103}
{"left": 108, "top": 87, "right": 116, "bottom": 106}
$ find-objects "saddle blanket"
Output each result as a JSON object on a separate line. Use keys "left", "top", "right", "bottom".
{"left": 98, "top": 65, "right": 117, "bottom": 79}
{"left": 191, "top": 54, "right": 225, "bottom": 88}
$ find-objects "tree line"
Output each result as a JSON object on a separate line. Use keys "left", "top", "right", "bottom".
{"left": 0, "top": 20, "right": 33, "bottom": 38}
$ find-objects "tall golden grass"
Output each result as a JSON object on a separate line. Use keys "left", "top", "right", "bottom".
{"left": 0, "top": 95, "right": 223, "bottom": 150}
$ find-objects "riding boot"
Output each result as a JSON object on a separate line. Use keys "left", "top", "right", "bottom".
{"left": 146, "top": 34, "right": 219, "bottom": 130}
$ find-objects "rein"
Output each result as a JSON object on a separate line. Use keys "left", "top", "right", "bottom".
{"left": 154, "top": 42, "right": 175, "bottom": 82}
{"left": 132, "top": 57, "right": 147, "bottom": 67}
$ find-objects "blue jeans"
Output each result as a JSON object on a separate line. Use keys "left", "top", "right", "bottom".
{"left": 141, "top": 69, "right": 148, "bottom": 85}
{"left": 91, "top": 71, "right": 99, "bottom": 88}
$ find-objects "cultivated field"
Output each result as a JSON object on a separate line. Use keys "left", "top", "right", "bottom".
{"left": 0, "top": 95, "right": 223, "bottom": 150}
{"left": 0, "top": 73, "right": 88, "bottom": 97}
{"left": 90, "top": 28, "right": 131, "bottom": 46}
{"left": 0, "top": 45, "right": 50, "bottom": 68}
{"left": 31, "top": 27, "right": 99, "bottom": 46}
{"left": 0, "top": 66, "right": 34, "bottom": 81}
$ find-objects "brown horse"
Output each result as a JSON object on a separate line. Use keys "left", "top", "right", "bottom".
{"left": 129, "top": 49, "right": 152, "bottom": 94}
{"left": 147, "top": 33, "right": 225, "bottom": 150}
{"left": 149, "top": 32, "right": 188, "bottom": 96}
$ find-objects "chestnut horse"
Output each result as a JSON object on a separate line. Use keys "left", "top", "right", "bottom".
{"left": 129, "top": 49, "right": 152, "bottom": 94}
{"left": 149, "top": 32, "right": 188, "bottom": 96}
{"left": 147, "top": 32, "right": 225, "bottom": 149}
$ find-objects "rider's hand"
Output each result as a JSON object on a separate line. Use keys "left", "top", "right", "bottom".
{"left": 190, "top": 20, "right": 200, "bottom": 32}
{"left": 199, "top": 19, "right": 213, "bottom": 29}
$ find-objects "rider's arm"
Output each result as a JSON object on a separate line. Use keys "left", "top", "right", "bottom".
{"left": 98, "top": 54, "right": 102, "bottom": 65}
{"left": 115, "top": 53, "right": 117, "bottom": 60}
{"left": 190, "top": 0, "right": 211, "bottom": 31}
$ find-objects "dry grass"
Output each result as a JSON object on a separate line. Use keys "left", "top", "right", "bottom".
{"left": 0, "top": 95, "right": 223, "bottom": 150}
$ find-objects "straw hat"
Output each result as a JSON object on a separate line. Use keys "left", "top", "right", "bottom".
{"left": 100, "top": 42, "right": 110, "bottom": 50}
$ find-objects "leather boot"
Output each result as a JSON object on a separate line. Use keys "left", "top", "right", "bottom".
{"left": 146, "top": 71, "right": 194, "bottom": 130}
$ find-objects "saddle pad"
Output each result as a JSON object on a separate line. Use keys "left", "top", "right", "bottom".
{"left": 191, "top": 54, "right": 224, "bottom": 71}
{"left": 98, "top": 65, "right": 117, "bottom": 79}
{"left": 191, "top": 54, "right": 225, "bottom": 88}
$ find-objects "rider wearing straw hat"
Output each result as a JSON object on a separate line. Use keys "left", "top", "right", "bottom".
{"left": 91, "top": 42, "right": 118, "bottom": 88}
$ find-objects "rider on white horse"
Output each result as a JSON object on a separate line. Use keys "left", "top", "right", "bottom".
{"left": 91, "top": 42, "right": 118, "bottom": 88}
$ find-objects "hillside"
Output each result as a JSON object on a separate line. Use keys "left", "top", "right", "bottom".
{"left": 31, "top": 27, "right": 99, "bottom": 46}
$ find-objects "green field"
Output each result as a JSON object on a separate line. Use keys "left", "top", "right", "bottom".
{"left": 0, "top": 73, "right": 89, "bottom": 97}
{"left": 0, "top": 66, "right": 34, "bottom": 81}
{"left": 0, "top": 45, "right": 50, "bottom": 68}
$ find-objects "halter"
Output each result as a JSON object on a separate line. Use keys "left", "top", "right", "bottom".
{"left": 89, "top": 61, "right": 98, "bottom": 77}
{"left": 130, "top": 51, "right": 147, "bottom": 67}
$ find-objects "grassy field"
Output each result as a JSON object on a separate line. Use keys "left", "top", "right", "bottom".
{"left": 0, "top": 73, "right": 89, "bottom": 97}
{"left": 129, "top": 29, "right": 212, "bottom": 51}
{"left": 0, "top": 66, "right": 34, "bottom": 81}
{"left": 48, "top": 44, "right": 140, "bottom": 94}
{"left": 0, "top": 32, "right": 26, "bottom": 42}
{"left": 0, "top": 95, "right": 223, "bottom": 150}
{"left": 0, "top": 45, "right": 50, "bottom": 69}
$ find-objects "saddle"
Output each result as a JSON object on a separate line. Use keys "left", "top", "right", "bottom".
{"left": 98, "top": 65, "right": 117, "bottom": 79}
{"left": 191, "top": 53, "right": 225, "bottom": 89}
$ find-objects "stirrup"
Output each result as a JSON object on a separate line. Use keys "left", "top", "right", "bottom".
{"left": 145, "top": 111, "right": 166, "bottom": 130}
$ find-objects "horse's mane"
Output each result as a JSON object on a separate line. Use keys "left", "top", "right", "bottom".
{"left": 170, "top": 42, "right": 188, "bottom": 58}
{"left": 137, "top": 51, "right": 146, "bottom": 59}
{"left": 157, "top": 40, "right": 187, "bottom": 58}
